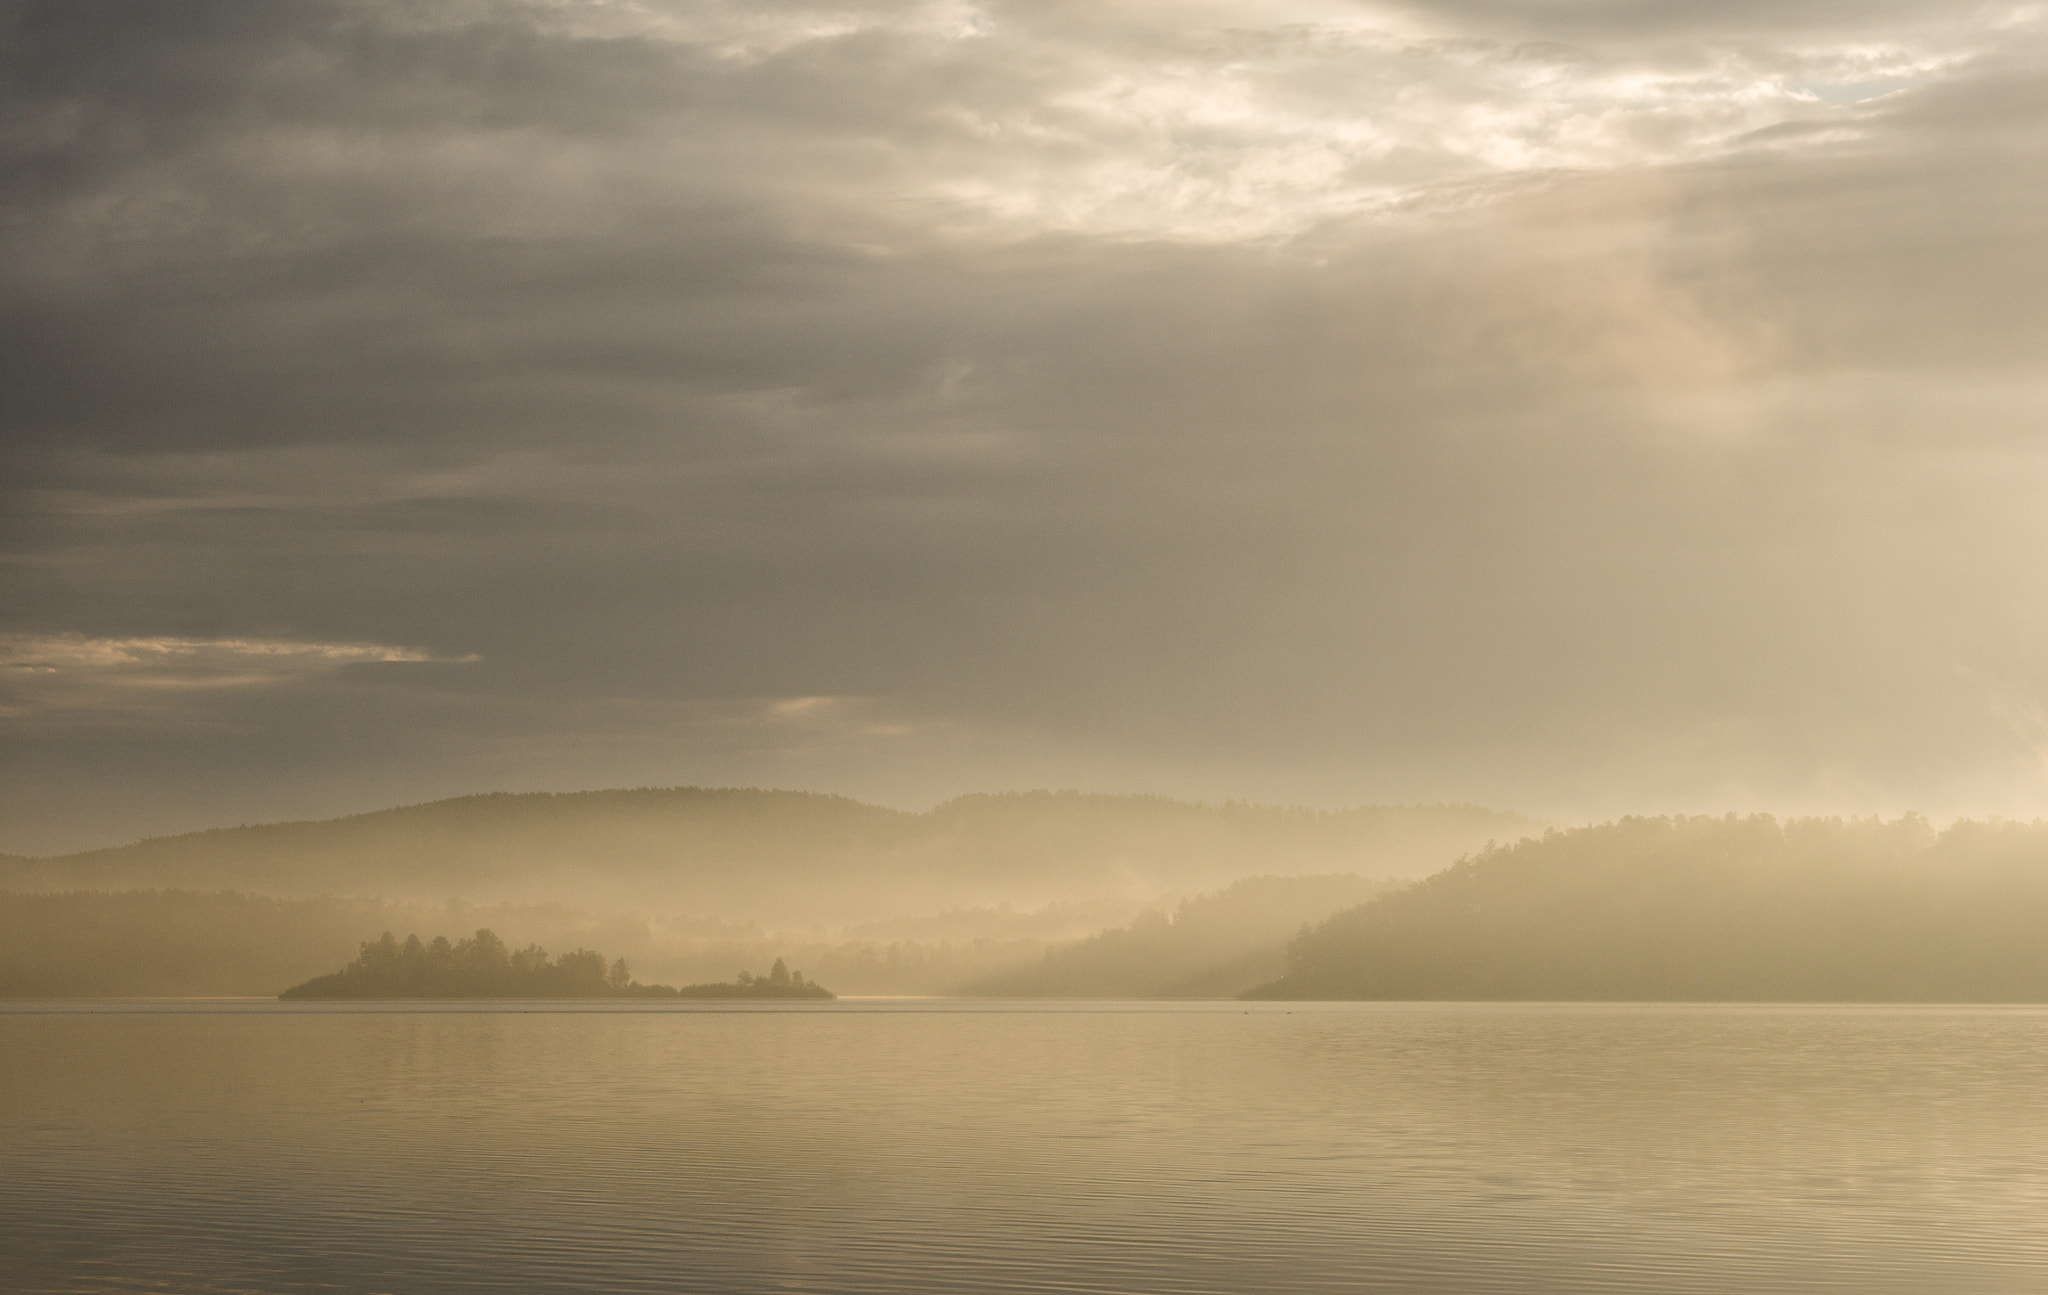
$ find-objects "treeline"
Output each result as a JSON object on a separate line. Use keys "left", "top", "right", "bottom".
{"left": 0, "top": 887, "right": 1084, "bottom": 998}
{"left": 969, "top": 874, "right": 1390, "bottom": 997}
{"left": 282, "top": 930, "right": 832, "bottom": 999}
{"left": 0, "top": 890, "right": 705, "bottom": 998}
{"left": 1251, "top": 815, "right": 2048, "bottom": 1001}
{"left": 672, "top": 958, "right": 833, "bottom": 1000}
{"left": 282, "top": 928, "right": 646, "bottom": 999}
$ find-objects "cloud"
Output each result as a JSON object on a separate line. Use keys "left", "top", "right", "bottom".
{"left": 0, "top": 634, "right": 471, "bottom": 720}
{"left": 4, "top": 1, "right": 2048, "bottom": 849}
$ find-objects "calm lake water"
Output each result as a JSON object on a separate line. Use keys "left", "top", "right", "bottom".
{"left": 5, "top": 1001, "right": 2048, "bottom": 1294}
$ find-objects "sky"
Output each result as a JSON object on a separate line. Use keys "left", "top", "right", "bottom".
{"left": 5, "top": 0, "right": 2048, "bottom": 853}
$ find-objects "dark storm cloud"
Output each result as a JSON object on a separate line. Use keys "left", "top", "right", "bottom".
{"left": 5, "top": 0, "right": 2048, "bottom": 850}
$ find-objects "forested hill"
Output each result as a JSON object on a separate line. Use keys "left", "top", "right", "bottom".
{"left": 969, "top": 874, "right": 1393, "bottom": 998}
{"left": 1, "top": 789, "right": 1530, "bottom": 925}
{"left": 1250, "top": 815, "right": 2048, "bottom": 1002}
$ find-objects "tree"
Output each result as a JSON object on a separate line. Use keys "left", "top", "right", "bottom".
{"left": 457, "top": 927, "right": 510, "bottom": 972}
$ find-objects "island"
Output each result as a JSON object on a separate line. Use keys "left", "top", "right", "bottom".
{"left": 279, "top": 928, "right": 833, "bottom": 1000}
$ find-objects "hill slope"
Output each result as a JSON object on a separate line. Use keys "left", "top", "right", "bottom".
{"left": 969, "top": 874, "right": 1394, "bottom": 998}
{"left": 1250, "top": 815, "right": 2048, "bottom": 1001}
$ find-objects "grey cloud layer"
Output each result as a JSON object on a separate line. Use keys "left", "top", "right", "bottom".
{"left": 5, "top": 0, "right": 2048, "bottom": 850}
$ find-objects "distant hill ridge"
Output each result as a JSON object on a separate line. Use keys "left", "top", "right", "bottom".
{"left": 0, "top": 788, "right": 1532, "bottom": 926}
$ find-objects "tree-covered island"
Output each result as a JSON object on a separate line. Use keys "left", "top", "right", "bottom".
{"left": 279, "top": 928, "right": 833, "bottom": 1000}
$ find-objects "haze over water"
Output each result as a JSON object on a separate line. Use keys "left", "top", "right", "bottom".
{"left": 10, "top": 2, "right": 2048, "bottom": 1290}
{"left": 8, "top": 1001, "right": 2048, "bottom": 1294}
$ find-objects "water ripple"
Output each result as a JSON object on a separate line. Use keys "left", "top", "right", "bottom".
{"left": 4, "top": 1002, "right": 2048, "bottom": 1293}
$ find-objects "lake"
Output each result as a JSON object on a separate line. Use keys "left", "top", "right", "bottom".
{"left": 5, "top": 1001, "right": 2048, "bottom": 1293}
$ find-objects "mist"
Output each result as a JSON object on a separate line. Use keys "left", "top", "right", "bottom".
{"left": 10, "top": 2, "right": 2048, "bottom": 1291}
{"left": 2, "top": 789, "right": 1518, "bottom": 996}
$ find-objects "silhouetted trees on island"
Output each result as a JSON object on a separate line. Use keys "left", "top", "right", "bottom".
{"left": 280, "top": 928, "right": 832, "bottom": 1000}
{"left": 696, "top": 959, "right": 835, "bottom": 1000}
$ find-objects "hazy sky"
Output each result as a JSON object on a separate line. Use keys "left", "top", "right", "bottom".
{"left": 6, "top": 0, "right": 2048, "bottom": 852}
